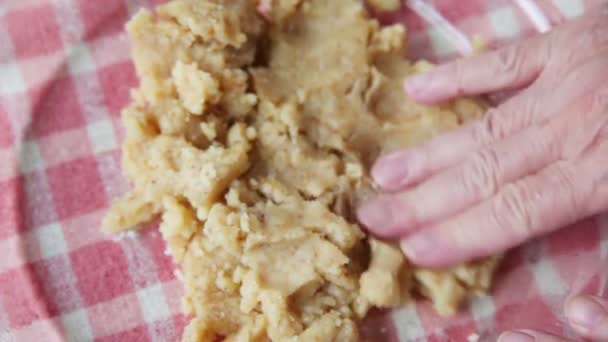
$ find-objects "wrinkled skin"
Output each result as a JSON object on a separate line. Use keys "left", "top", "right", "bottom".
{"left": 356, "top": 4, "right": 608, "bottom": 341}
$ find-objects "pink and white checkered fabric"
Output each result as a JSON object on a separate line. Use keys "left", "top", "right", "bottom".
{"left": 0, "top": 0, "right": 606, "bottom": 341}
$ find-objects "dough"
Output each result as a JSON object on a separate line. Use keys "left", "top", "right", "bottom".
{"left": 368, "top": 0, "right": 402, "bottom": 12}
{"left": 103, "top": 0, "right": 498, "bottom": 341}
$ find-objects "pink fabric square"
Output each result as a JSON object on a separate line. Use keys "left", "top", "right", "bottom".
{"left": 495, "top": 297, "right": 561, "bottom": 334}
{"left": 0, "top": 148, "right": 18, "bottom": 182}
{"left": 147, "top": 316, "right": 185, "bottom": 342}
{"left": 0, "top": 93, "right": 32, "bottom": 135}
{"left": 97, "top": 61, "right": 138, "bottom": 118}
{"left": 430, "top": 0, "right": 489, "bottom": 22}
{"left": 94, "top": 324, "right": 150, "bottom": 342}
{"left": 376, "top": 7, "right": 427, "bottom": 31}
{"left": 0, "top": 235, "right": 25, "bottom": 273}
{"left": 86, "top": 293, "right": 144, "bottom": 338}
{"left": 172, "top": 314, "right": 188, "bottom": 338}
{"left": 30, "top": 255, "right": 84, "bottom": 315}
{"left": 70, "top": 240, "right": 134, "bottom": 305}
{"left": 29, "top": 77, "right": 86, "bottom": 138}
{"left": 0, "top": 104, "right": 14, "bottom": 148}
{"left": 361, "top": 309, "right": 400, "bottom": 341}
{"left": 492, "top": 252, "right": 537, "bottom": 300}
{"left": 89, "top": 34, "right": 131, "bottom": 70}
{"left": 546, "top": 219, "right": 601, "bottom": 295}
{"left": 11, "top": 318, "right": 63, "bottom": 342}
{"left": 547, "top": 219, "right": 599, "bottom": 256}
{"left": 18, "top": 51, "right": 67, "bottom": 89}
{"left": 46, "top": 156, "right": 107, "bottom": 219}
{"left": 77, "top": 0, "right": 129, "bottom": 40}
{"left": 406, "top": 31, "right": 435, "bottom": 62}
{"left": 491, "top": 252, "right": 560, "bottom": 332}
{"left": 38, "top": 128, "right": 93, "bottom": 167}
{"left": 61, "top": 209, "right": 108, "bottom": 251}
{"left": 0, "top": 177, "right": 22, "bottom": 239}
{"left": 3, "top": 4, "right": 64, "bottom": 58}
{"left": 0, "top": 266, "right": 51, "bottom": 328}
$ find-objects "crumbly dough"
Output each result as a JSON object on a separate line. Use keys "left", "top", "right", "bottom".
{"left": 103, "top": 0, "right": 498, "bottom": 341}
{"left": 368, "top": 0, "right": 402, "bottom": 12}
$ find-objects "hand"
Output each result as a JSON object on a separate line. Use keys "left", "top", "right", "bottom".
{"left": 357, "top": 5, "right": 608, "bottom": 267}
{"left": 498, "top": 294, "right": 608, "bottom": 341}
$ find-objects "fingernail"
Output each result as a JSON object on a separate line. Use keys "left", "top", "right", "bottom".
{"left": 400, "top": 233, "right": 434, "bottom": 260}
{"left": 357, "top": 196, "right": 410, "bottom": 235}
{"left": 371, "top": 152, "right": 410, "bottom": 189}
{"left": 405, "top": 72, "right": 433, "bottom": 95}
{"left": 566, "top": 296, "right": 608, "bottom": 332}
{"left": 497, "top": 331, "right": 536, "bottom": 342}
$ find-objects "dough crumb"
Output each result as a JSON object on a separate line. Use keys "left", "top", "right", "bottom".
{"left": 369, "top": 0, "right": 402, "bottom": 12}
{"left": 104, "top": 0, "right": 498, "bottom": 340}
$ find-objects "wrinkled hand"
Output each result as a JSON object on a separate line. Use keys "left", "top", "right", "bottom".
{"left": 358, "top": 6, "right": 608, "bottom": 267}
{"left": 498, "top": 294, "right": 608, "bottom": 341}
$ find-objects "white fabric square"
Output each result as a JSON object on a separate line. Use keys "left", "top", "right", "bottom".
{"left": 35, "top": 222, "right": 68, "bottom": 259}
{"left": 87, "top": 119, "right": 117, "bottom": 154}
{"left": 67, "top": 43, "right": 96, "bottom": 74}
{"left": 490, "top": 7, "right": 520, "bottom": 38}
{"left": 0, "top": 63, "right": 26, "bottom": 95}
{"left": 59, "top": 309, "right": 94, "bottom": 342}
{"left": 19, "top": 140, "right": 45, "bottom": 173}
{"left": 137, "top": 284, "right": 171, "bottom": 323}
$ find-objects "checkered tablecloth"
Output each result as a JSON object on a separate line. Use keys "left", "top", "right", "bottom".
{"left": 0, "top": 0, "right": 606, "bottom": 341}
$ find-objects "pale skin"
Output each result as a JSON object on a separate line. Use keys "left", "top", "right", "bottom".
{"left": 356, "top": 4, "right": 608, "bottom": 342}
{"left": 257, "top": 1, "right": 608, "bottom": 340}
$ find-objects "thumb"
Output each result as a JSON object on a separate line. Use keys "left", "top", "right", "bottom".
{"left": 565, "top": 295, "right": 608, "bottom": 341}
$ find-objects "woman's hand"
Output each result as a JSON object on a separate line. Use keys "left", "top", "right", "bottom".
{"left": 498, "top": 294, "right": 608, "bottom": 341}
{"left": 357, "top": 5, "right": 608, "bottom": 268}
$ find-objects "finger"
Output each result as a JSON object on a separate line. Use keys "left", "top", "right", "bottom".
{"left": 405, "top": 36, "right": 550, "bottom": 104}
{"left": 371, "top": 90, "right": 544, "bottom": 190}
{"left": 360, "top": 124, "right": 560, "bottom": 238}
{"left": 372, "top": 54, "right": 606, "bottom": 192}
{"left": 565, "top": 295, "right": 608, "bottom": 341}
{"left": 399, "top": 141, "right": 608, "bottom": 267}
{"left": 498, "top": 330, "right": 573, "bottom": 342}
{"left": 405, "top": 7, "right": 608, "bottom": 104}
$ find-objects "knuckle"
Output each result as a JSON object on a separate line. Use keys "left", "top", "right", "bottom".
{"left": 472, "top": 109, "right": 507, "bottom": 143}
{"left": 518, "top": 95, "right": 544, "bottom": 124}
{"left": 550, "top": 163, "right": 581, "bottom": 219}
{"left": 495, "top": 45, "right": 526, "bottom": 78}
{"left": 534, "top": 125, "right": 562, "bottom": 158}
{"left": 461, "top": 148, "right": 502, "bottom": 198}
{"left": 491, "top": 183, "right": 534, "bottom": 239}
